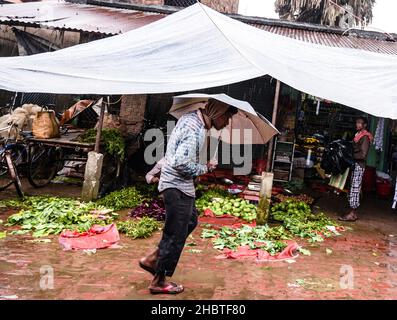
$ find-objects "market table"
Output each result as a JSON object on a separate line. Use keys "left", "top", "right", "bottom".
{"left": 25, "top": 129, "right": 95, "bottom": 187}
{"left": 26, "top": 129, "right": 95, "bottom": 152}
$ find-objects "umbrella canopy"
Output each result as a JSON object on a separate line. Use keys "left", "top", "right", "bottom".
{"left": 169, "top": 93, "right": 279, "bottom": 144}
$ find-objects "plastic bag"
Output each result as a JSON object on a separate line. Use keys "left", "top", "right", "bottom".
{"left": 32, "top": 110, "right": 60, "bottom": 139}
{"left": 321, "top": 140, "right": 353, "bottom": 175}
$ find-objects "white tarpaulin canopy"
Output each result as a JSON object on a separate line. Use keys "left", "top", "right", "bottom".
{"left": 0, "top": 2, "right": 397, "bottom": 118}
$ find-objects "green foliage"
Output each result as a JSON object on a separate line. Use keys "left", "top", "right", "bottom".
{"left": 202, "top": 224, "right": 290, "bottom": 256}
{"left": 97, "top": 187, "right": 145, "bottom": 210}
{"left": 271, "top": 199, "right": 339, "bottom": 242}
{"left": 4, "top": 196, "right": 116, "bottom": 237}
{"left": 79, "top": 128, "right": 125, "bottom": 159}
{"left": 196, "top": 186, "right": 231, "bottom": 201}
{"left": 117, "top": 217, "right": 161, "bottom": 239}
{"left": 134, "top": 183, "right": 158, "bottom": 197}
{"left": 201, "top": 198, "right": 341, "bottom": 255}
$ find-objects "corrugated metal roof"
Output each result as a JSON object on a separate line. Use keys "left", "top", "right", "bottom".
{"left": 1, "top": 1, "right": 397, "bottom": 55}
{"left": 254, "top": 24, "right": 397, "bottom": 55}
{"left": 0, "top": 1, "right": 164, "bottom": 34}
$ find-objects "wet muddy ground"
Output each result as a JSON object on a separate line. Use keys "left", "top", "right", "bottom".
{"left": 1, "top": 181, "right": 397, "bottom": 300}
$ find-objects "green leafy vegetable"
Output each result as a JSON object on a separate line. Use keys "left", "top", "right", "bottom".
{"left": 4, "top": 196, "right": 115, "bottom": 237}
{"left": 298, "top": 247, "right": 311, "bottom": 256}
{"left": 200, "top": 229, "right": 219, "bottom": 239}
{"left": 97, "top": 187, "right": 145, "bottom": 210}
{"left": 196, "top": 187, "right": 257, "bottom": 222}
{"left": 271, "top": 199, "right": 340, "bottom": 242}
{"left": 187, "top": 249, "right": 202, "bottom": 254}
{"left": 79, "top": 128, "right": 125, "bottom": 159}
{"left": 117, "top": 217, "right": 161, "bottom": 239}
{"left": 200, "top": 198, "right": 342, "bottom": 256}
{"left": 201, "top": 225, "right": 290, "bottom": 256}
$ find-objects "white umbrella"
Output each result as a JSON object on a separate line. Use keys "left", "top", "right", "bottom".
{"left": 169, "top": 93, "right": 279, "bottom": 145}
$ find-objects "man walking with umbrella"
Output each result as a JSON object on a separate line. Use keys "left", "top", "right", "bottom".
{"left": 139, "top": 99, "right": 238, "bottom": 294}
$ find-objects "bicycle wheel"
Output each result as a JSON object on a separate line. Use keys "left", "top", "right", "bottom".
{"left": 0, "top": 159, "right": 13, "bottom": 190}
{"left": 27, "top": 145, "right": 62, "bottom": 188}
{"left": 4, "top": 152, "right": 24, "bottom": 198}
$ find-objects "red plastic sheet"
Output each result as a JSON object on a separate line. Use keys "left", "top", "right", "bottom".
{"left": 216, "top": 242, "right": 300, "bottom": 261}
{"left": 200, "top": 210, "right": 300, "bottom": 261}
{"left": 200, "top": 208, "right": 256, "bottom": 228}
{"left": 59, "top": 223, "right": 120, "bottom": 250}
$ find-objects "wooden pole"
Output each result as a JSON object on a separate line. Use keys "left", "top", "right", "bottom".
{"left": 266, "top": 80, "right": 281, "bottom": 172}
{"left": 94, "top": 98, "right": 106, "bottom": 153}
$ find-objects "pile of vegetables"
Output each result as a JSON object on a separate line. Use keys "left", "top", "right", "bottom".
{"left": 284, "top": 180, "right": 305, "bottom": 193}
{"left": 117, "top": 217, "right": 161, "bottom": 239}
{"left": 201, "top": 197, "right": 257, "bottom": 222}
{"left": 271, "top": 200, "right": 340, "bottom": 242}
{"left": 201, "top": 225, "right": 290, "bottom": 255}
{"left": 134, "top": 183, "right": 158, "bottom": 197}
{"left": 129, "top": 199, "right": 165, "bottom": 221}
{"left": 196, "top": 187, "right": 256, "bottom": 222}
{"left": 2, "top": 196, "right": 116, "bottom": 237}
{"left": 201, "top": 198, "right": 342, "bottom": 255}
{"left": 196, "top": 186, "right": 231, "bottom": 205}
{"left": 79, "top": 128, "right": 126, "bottom": 159}
{"left": 97, "top": 187, "right": 145, "bottom": 210}
{"left": 274, "top": 193, "right": 314, "bottom": 205}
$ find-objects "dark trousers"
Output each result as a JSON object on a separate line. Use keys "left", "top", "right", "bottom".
{"left": 156, "top": 188, "right": 198, "bottom": 277}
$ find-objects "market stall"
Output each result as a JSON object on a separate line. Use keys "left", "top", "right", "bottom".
{"left": 0, "top": 2, "right": 396, "bottom": 258}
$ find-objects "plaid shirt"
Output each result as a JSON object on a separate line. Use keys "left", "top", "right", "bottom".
{"left": 158, "top": 111, "right": 208, "bottom": 197}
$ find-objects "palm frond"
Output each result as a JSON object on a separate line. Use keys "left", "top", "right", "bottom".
{"left": 274, "top": 0, "right": 376, "bottom": 26}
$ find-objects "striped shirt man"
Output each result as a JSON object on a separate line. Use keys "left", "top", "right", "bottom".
{"left": 158, "top": 111, "right": 208, "bottom": 197}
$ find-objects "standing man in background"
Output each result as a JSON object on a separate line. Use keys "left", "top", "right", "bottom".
{"left": 339, "top": 116, "right": 373, "bottom": 222}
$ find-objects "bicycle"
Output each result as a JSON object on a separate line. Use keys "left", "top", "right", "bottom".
{"left": 0, "top": 124, "right": 24, "bottom": 198}
{"left": 0, "top": 120, "right": 65, "bottom": 196}
{"left": 27, "top": 142, "right": 63, "bottom": 188}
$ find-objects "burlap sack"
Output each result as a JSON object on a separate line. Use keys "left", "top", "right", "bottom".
{"left": 32, "top": 110, "right": 60, "bottom": 139}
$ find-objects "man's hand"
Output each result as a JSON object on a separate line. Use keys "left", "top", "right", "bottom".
{"left": 151, "top": 177, "right": 160, "bottom": 184}
{"left": 206, "top": 159, "right": 218, "bottom": 172}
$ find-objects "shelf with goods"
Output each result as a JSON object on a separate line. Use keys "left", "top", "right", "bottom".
{"left": 300, "top": 100, "right": 361, "bottom": 141}
{"left": 271, "top": 138, "right": 295, "bottom": 183}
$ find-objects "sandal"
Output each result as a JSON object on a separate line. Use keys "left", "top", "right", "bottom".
{"left": 149, "top": 282, "right": 184, "bottom": 295}
{"left": 139, "top": 260, "right": 156, "bottom": 276}
{"left": 338, "top": 214, "right": 358, "bottom": 222}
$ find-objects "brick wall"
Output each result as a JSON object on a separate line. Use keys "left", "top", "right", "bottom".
{"left": 119, "top": 95, "right": 146, "bottom": 136}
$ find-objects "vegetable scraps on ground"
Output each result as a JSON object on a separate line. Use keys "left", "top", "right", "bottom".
{"left": 117, "top": 217, "right": 161, "bottom": 239}
{"left": 2, "top": 196, "right": 117, "bottom": 238}
{"left": 270, "top": 200, "right": 343, "bottom": 242}
{"left": 201, "top": 224, "right": 290, "bottom": 256}
{"left": 79, "top": 128, "right": 126, "bottom": 159}
{"left": 201, "top": 197, "right": 343, "bottom": 256}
